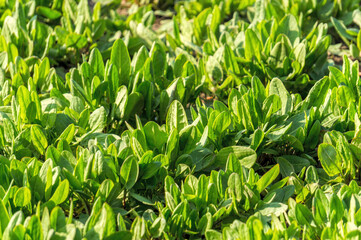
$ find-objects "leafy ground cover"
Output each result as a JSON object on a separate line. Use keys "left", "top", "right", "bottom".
{"left": 1, "top": 0, "right": 361, "bottom": 239}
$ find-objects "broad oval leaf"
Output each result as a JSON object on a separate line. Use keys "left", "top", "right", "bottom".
{"left": 166, "top": 100, "right": 188, "bottom": 133}
{"left": 110, "top": 39, "right": 130, "bottom": 85}
{"left": 14, "top": 187, "right": 31, "bottom": 207}
{"left": 49, "top": 180, "right": 70, "bottom": 205}
{"left": 89, "top": 107, "right": 107, "bottom": 132}
{"left": 216, "top": 146, "right": 257, "bottom": 169}
{"left": 269, "top": 78, "right": 292, "bottom": 115}
{"left": 31, "top": 125, "right": 48, "bottom": 155}
{"left": 318, "top": 143, "right": 342, "bottom": 177}
{"left": 120, "top": 156, "right": 139, "bottom": 190}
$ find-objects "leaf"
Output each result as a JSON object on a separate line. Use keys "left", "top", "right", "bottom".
{"left": 143, "top": 121, "right": 168, "bottom": 149}
{"left": 210, "top": 6, "right": 221, "bottom": 35}
{"left": 304, "top": 120, "right": 320, "bottom": 150}
{"left": 104, "top": 231, "right": 133, "bottom": 240}
{"left": 256, "top": 164, "right": 280, "bottom": 193}
{"left": 277, "top": 157, "right": 295, "bottom": 177}
{"left": 150, "top": 42, "right": 166, "bottom": 80}
{"left": 66, "top": 33, "right": 87, "bottom": 49}
{"left": 295, "top": 203, "right": 314, "bottom": 226}
{"left": 216, "top": 146, "right": 257, "bottom": 168}
{"left": 89, "top": 107, "right": 107, "bottom": 132}
{"left": 77, "top": 0, "right": 91, "bottom": 24}
{"left": 250, "top": 129, "right": 264, "bottom": 151}
{"left": 31, "top": 125, "right": 48, "bottom": 155}
{"left": 17, "top": 85, "right": 31, "bottom": 123}
{"left": 166, "top": 129, "right": 179, "bottom": 167}
{"left": 276, "top": 15, "right": 300, "bottom": 45}
{"left": 37, "top": 6, "right": 61, "bottom": 20}
{"left": 336, "top": 86, "right": 354, "bottom": 107}
{"left": 224, "top": 44, "right": 240, "bottom": 75}
{"left": 205, "top": 230, "right": 222, "bottom": 240}
{"left": 251, "top": 0, "right": 265, "bottom": 25}
{"left": 212, "top": 111, "right": 231, "bottom": 136}
{"left": 115, "top": 86, "right": 128, "bottom": 120}
{"left": 313, "top": 189, "right": 328, "bottom": 226}
{"left": 198, "top": 212, "right": 213, "bottom": 235}
{"left": 26, "top": 216, "right": 42, "bottom": 240}
{"left": 245, "top": 29, "right": 262, "bottom": 62}
{"left": 228, "top": 173, "right": 242, "bottom": 201}
{"left": 123, "top": 92, "right": 144, "bottom": 121}
{"left": 0, "top": 199, "right": 10, "bottom": 234}
{"left": 330, "top": 194, "right": 344, "bottom": 224}
{"left": 57, "top": 124, "right": 76, "bottom": 144}
{"left": 149, "top": 216, "right": 166, "bottom": 238}
{"left": 14, "top": 187, "right": 31, "bottom": 207}
{"left": 193, "top": 8, "right": 211, "bottom": 44}
{"left": 110, "top": 39, "right": 130, "bottom": 85}
{"left": 191, "top": 148, "right": 216, "bottom": 172}
{"left": 257, "top": 202, "right": 288, "bottom": 217}
{"left": 120, "top": 156, "right": 139, "bottom": 190}
{"left": 129, "top": 192, "right": 155, "bottom": 205}
{"left": 166, "top": 100, "right": 188, "bottom": 133}
{"left": 269, "top": 78, "right": 292, "bottom": 115}
{"left": 331, "top": 17, "right": 352, "bottom": 45}
{"left": 226, "top": 153, "right": 241, "bottom": 173}
{"left": 251, "top": 76, "right": 266, "bottom": 104}
{"left": 49, "top": 206, "right": 66, "bottom": 232}
{"left": 89, "top": 48, "right": 105, "bottom": 80}
{"left": 237, "top": 98, "right": 254, "bottom": 131}
{"left": 318, "top": 143, "right": 342, "bottom": 177}
{"left": 49, "top": 180, "right": 69, "bottom": 205}
{"left": 206, "top": 56, "right": 223, "bottom": 83}
{"left": 107, "top": 64, "right": 119, "bottom": 104}
{"left": 302, "top": 77, "right": 330, "bottom": 109}
{"left": 89, "top": 203, "right": 116, "bottom": 238}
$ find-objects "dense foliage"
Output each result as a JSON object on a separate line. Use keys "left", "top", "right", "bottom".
{"left": 1, "top": 0, "right": 361, "bottom": 239}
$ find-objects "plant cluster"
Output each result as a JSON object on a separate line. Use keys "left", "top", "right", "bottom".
{"left": 1, "top": 0, "right": 361, "bottom": 239}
